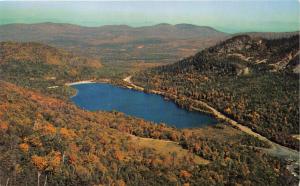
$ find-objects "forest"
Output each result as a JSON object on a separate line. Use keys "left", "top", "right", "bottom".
{"left": 133, "top": 35, "right": 300, "bottom": 150}
{"left": 0, "top": 38, "right": 298, "bottom": 185}
{"left": 0, "top": 81, "right": 297, "bottom": 185}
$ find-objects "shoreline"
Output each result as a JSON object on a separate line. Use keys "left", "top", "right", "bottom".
{"left": 67, "top": 77, "right": 214, "bottom": 117}
{"left": 123, "top": 76, "right": 212, "bottom": 114}
{"left": 66, "top": 75, "right": 299, "bottom": 175}
{"left": 65, "top": 80, "right": 96, "bottom": 98}
{"left": 67, "top": 76, "right": 300, "bottom": 158}
{"left": 66, "top": 78, "right": 114, "bottom": 98}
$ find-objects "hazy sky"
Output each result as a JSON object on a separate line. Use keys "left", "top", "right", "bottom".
{"left": 0, "top": 1, "right": 299, "bottom": 33}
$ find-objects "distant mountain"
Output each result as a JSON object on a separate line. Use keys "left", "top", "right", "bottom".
{"left": 0, "top": 23, "right": 229, "bottom": 63}
{"left": 133, "top": 34, "right": 300, "bottom": 150}
{"left": 1, "top": 23, "right": 297, "bottom": 65}
{"left": 0, "top": 22, "right": 227, "bottom": 41}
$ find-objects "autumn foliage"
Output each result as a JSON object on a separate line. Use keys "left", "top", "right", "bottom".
{"left": 19, "top": 143, "right": 30, "bottom": 153}
{"left": 0, "top": 66, "right": 298, "bottom": 185}
{"left": 31, "top": 155, "right": 47, "bottom": 171}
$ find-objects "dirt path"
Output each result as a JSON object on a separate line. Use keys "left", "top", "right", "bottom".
{"left": 123, "top": 76, "right": 144, "bottom": 91}
{"left": 123, "top": 76, "right": 299, "bottom": 163}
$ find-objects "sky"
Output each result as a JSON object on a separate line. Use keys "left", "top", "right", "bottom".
{"left": 0, "top": 1, "right": 299, "bottom": 33}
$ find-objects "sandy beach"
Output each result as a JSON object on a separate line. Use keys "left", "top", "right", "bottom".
{"left": 65, "top": 80, "right": 95, "bottom": 86}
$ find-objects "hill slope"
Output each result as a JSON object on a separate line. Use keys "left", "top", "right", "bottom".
{"left": 0, "top": 42, "right": 102, "bottom": 98}
{"left": 133, "top": 34, "right": 300, "bottom": 150}
{"left": 0, "top": 42, "right": 101, "bottom": 67}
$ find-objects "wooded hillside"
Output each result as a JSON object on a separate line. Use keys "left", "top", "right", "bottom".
{"left": 133, "top": 34, "right": 300, "bottom": 150}
{"left": 0, "top": 81, "right": 296, "bottom": 185}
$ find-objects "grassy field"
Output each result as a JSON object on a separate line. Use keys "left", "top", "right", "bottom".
{"left": 130, "top": 135, "right": 210, "bottom": 165}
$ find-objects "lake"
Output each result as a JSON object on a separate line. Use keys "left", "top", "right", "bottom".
{"left": 71, "top": 83, "right": 217, "bottom": 128}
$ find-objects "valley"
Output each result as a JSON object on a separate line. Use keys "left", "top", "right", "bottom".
{"left": 0, "top": 23, "right": 229, "bottom": 76}
{"left": 0, "top": 22, "right": 299, "bottom": 185}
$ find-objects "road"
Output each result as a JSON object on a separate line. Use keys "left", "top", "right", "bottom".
{"left": 123, "top": 76, "right": 299, "bottom": 165}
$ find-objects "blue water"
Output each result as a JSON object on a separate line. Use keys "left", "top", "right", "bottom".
{"left": 71, "top": 83, "right": 217, "bottom": 128}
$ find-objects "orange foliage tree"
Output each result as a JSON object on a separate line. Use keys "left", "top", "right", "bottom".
{"left": 31, "top": 155, "right": 48, "bottom": 171}
{"left": 19, "top": 143, "right": 30, "bottom": 153}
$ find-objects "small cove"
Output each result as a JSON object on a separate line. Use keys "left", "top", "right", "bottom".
{"left": 71, "top": 83, "right": 217, "bottom": 128}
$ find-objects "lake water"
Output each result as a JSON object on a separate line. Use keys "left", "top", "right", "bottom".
{"left": 71, "top": 83, "right": 217, "bottom": 128}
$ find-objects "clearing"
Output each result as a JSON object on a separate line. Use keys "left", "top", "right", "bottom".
{"left": 130, "top": 135, "right": 210, "bottom": 165}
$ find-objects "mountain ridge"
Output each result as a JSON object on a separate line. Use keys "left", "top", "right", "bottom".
{"left": 1, "top": 22, "right": 297, "bottom": 65}
{"left": 0, "top": 22, "right": 229, "bottom": 63}
{"left": 0, "top": 22, "right": 225, "bottom": 32}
